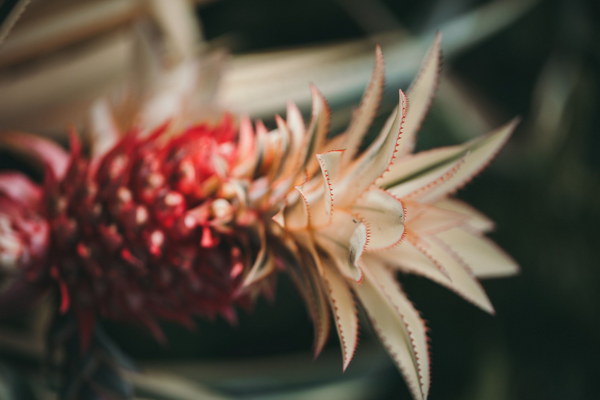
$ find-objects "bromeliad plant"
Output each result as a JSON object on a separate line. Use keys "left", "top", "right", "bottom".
{"left": 0, "top": 34, "right": 517, "bottom": 399}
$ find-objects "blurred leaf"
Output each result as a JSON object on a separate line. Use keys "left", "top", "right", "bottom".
{"left": 48, "top": 314, "right": 135, "bottom": 400}
{"left": 0, "top": 362, "right": 37, "bottom": 400}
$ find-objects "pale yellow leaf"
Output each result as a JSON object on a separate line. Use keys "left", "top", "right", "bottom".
{"left": 433, "top": 198, "right": 495, "bottom": 232}
{"left": 335, "top": 90, "right": 408, "bottom": 207}
{"left": 338, "top": 45, "right": 385, "bottom": 165}
{"left": 365, "top": 258, "right": 430, "bottom": 399}
{"left": 405, "top": 202, "right": 467, "bottom": 235}
{"left": 379, "top": 239, "right": 452, "bottom": 283}
{"left": 302, "top": 86, "right": 331, "bottom": 174}
{"left": 398, "top": 32, "right": 442, "bottom": 157}
{"left": 436, "top": 227, "right": 518, "bottom": 278}
{"left": 410, "top": 235, "right": 494, "bottom": 313}
{"left": 353, "top": 262, "right": 425, "bottom": 400}
{"left": 320, "top": 255, "right": 359, "bottom": 371}
{"left": 382, "top": 119, "right": 517, "bottom": 203}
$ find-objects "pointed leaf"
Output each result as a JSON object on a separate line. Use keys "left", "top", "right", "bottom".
{"left": 316, "top": 149, "right": 344, "bottom": 199}
{"left": 382, "top": 119, "right": 518, "bottom": 203}
{"left": 353, "top": 261, "right": 425, "bottom": 400}
{"left": 398, "top": 33, "right": 443, "bottom": 157}
{"left": 304, "top": 150, "right": 344, "bottom": 227}
{"left": 409, "top": 234, "right": 494, "bottom": 313}
{"left": 269, "top": 115, "right": 293, "bottom": 181}
{"left": 233, "top": 115, "right": 256, "bottom": 177}
{"left": 286, "top": 101, "right": 305, "bottom": 140}
{"left": 380, "top": 240, "right": 451, "bottom": 283}
{"left": 335, "top": 90, "right": 408, "bottom": 207}
{"left": 380, "top": 146, "right": 459, "bottom": 189}
{"left": 320, "top": 256, "right": 359, "bottom": 371}
{"left": 433, "top": 198, "right": 494, "bottom": 232}
{"left": 241, "top": 226, "right": 274, "bottom": 288}
{"left": 405, "top": 202, "right": 467, "bottom": 235}
{"left": 302, "top": 86, "right": 331, "bottom": 174}
{"left": 88, "top": 99, "right": 121, "bottom": 158}
{"left": 416, "top": 120, "right": 518, "bottom": 203}
{"left": 287, "top": 240, "right": 331, "bottom": 357}
{"left": 251, "top": 120, "right": 270, "bottom": 179}
{"left": 339, "top": 45, "right": 385, "bottom": 164}
{"left": 365, "top": 257, "right": 430, "bottom": 399}
{"left": 283, "top": 186, "right": 311, "bottom": 230}
{"left": 436, "top": 227, "right": 519, "bottom": 278}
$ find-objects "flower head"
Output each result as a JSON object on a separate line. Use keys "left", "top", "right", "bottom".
{"left": 0, "top": 120, "right": 260, "bottom": 345}
{"left": 0, "top": 34, "right": 517, "bottom": 399}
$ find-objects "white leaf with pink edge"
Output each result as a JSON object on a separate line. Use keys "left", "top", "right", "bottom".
{"left": 338, "top": 46, "right": 385, "bottom": 165}
{"left": 365, "top": 257, "right": 430, "bottom": 399}
{"left": 436, "top": 227, "right": 519, "bottom": 278}
{"left": 321, "top": 257, "right": 359, "bottom": 371}
{"left": 433, "top": 198, "right": 495, "bottom": 232}
{"left": 353, "top": 259, "right": 426, "bottom": 400}
{"left": 335, "top": 90, "right": 407, "bottom": 207}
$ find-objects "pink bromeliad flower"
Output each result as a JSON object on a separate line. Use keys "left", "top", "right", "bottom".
{"left": 0, "top": 35, "right": 517, "bottom": 399}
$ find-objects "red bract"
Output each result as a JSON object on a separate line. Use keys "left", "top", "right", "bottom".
{"left": 0, "top": 172, "right": 49, "bottom": 317}
{"left": 1, "top": 117, "right": 256, "bottom": 346}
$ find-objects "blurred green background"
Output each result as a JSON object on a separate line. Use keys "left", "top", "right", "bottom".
{"left": 1, "top": 0, "right": 599, "bottom": 399}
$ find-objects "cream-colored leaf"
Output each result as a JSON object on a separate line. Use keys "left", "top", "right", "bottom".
{"left": 88, "top": 99, "right": 120, "bottom": 158}
{"left": 286, "top": 101, "right": 305, "bottom": 139}
{"left": 365, "top": 258, "right": 430, "bottom": 399}
{"left": 380, "top": 146, "right": 457, "bottom": 188}
{"left": 290, "top": 242, "right": 332, "bottom": 357}
{"left": 380, "top": 239, "right": 451, "bottom": 283}
{"left": 405, "top": 202, "right": 467, "bottom": 235}
{"left": 434, "top": 198, "right": 495, "bottom": 232}
{"left": 339, "top": 45, "right": 385, "bottom": 164}
{"left": 384, "top": 120, "right": 517, "bottom": 203}
{"left": 241, "top": 226, "right": 274, "bottom": 288}
{"left": 303, "top": 150, "right": 343, "bottom": 228}
{"left": 436, "top": 227, "right": 518, "bottom": 278}
{"left": 353, "top": 263, "right": 425, "bottom": 400}
{"left": 302, "top": 86, "right": 331, "bottom": 173}
{"left": 317, "top": 210, "right": 366, "bottom": 281}
{"left": 398, "top": 33, "right": 442, "bottom": 157}
{"left": 352, "top": 188, "right": 405, "bottom": 250}
{"left": 410, "top": 234, "right": 494, "bottom": 313}
{"left": 416, "top": 119, "right": 518, "bottom": 203}
{"left": 303, "top": 150, "right": 342, "bottom": 223}
{"left": 270, "top": 115, "right": 292, "bottom": 181}
{"left": 273, "top": 103, "right": 304, "bottom": 184}
{"left": 320, "top": 253, "right": 359, "bottom": 371}
{"left": 251, "top": 120, "right": 269, "bottom": 178}
{"left": 335, "top": 90, "right": 407, "bottom": 207}
{"left": 381, "top": 147, "right": 465, "bottom": 198}
{"left": 283, "top": 186, "right": 310, "bottom": 230}
{"left": 316, "top": 150, "right": 344, "bottom": 190}
{"left": 232, "top": 115, "right": 255, "bottom": 178}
